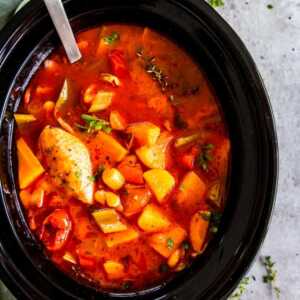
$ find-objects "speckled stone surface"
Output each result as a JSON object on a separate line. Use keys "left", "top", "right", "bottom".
{"left": 218, "top": 1, "right": 300, "bottom": 299}
{"left": 0, "top": 1, "right": 300, "bottom": 299}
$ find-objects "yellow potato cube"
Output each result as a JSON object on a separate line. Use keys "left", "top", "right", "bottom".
{"left": 17, "top": 138, "right": 45, "bottom": 189}
{"left": 14, "top": 114, "right": 36, "bottom": 125}
{"left": 110, "top": 111, "right": 127, "bottom": 130}
{"left": 137, "top": 204, "right": 171, "bottom": 232}
{"left": 102, "top": 168, "right": 125, "bottom": 190}
{"left": 143, "top": 169, "right": 175, "bottom": 203}
{"left": 127, "top": 122, "right": 160, "bottom": 146}
{"left": 88, "top": 91, "right": 113, "bottom": 113}
{"left": 103, "top": 260, "right": 124, "bottom": 279}
{"left": 92, "top": 209, "right": 127, "bottom": 233}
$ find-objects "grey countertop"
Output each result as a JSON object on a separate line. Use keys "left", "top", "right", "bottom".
{"left": 0, "top": 0, "right": 300, "bottom": 299}
{"left": 218, "top": 1, "right": 300, "bottom": 299}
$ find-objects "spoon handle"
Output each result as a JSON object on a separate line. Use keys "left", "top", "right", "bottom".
{"left": 43, "top": 0, "right": 81, "bottom": 63}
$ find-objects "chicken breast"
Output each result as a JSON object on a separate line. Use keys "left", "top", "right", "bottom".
{"left": 39, "top": 126, "right": 94, "bottom": 204}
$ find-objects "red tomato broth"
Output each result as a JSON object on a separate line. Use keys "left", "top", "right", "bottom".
{"left": 15, "top": 24, "right": 230, "bottom": 291}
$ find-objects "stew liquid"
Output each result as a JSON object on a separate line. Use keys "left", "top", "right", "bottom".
{"left": 15, "top": 24, "right": 230, "bottom": 291}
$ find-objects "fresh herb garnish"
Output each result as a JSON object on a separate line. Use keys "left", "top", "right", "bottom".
{"left": 228, "top": 277, "right": 251, "bottom": 300}
{"left": 200, "top": 211, "right": 222, "bottom": 233}
{"left": 167, "top": 238, "right": 174, "bottom": 250}
{"left": 76, "top": 114, "right": 111, "bottom": 134}
{"left": 196, "top": 143, "right": 214, "bottom": 171}
{"left": 260, "top": 256, "right": 280, "bottom": 299}
{"left": 137, "top": 48, "right": 169, "bottom": 91}
{"left": 103, "top": 32, "right": 120, "bottom": 45}
{"left": 209, "top": 0, "right": 224, "bottom": 8}
{"left": 267, "top": 4, "right": 274, "bottom": 10}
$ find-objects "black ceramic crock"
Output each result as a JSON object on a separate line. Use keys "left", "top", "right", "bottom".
{"left": 0, "top": 0, "right": 278, "bottom": 299}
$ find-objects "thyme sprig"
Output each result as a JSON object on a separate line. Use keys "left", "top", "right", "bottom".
{"left": 196, "top": 143, "right": 214, "bottom": 171}
{"left": 137, "top": 48, "right": 169, "bottom": 91}
{"left": 76, "top": 114, "right": 111, "bottom": 134}
{"left": 260, "top": 256, "right": 280, "bottom": 299}
{"left": 209, "top": 0, "right": 224, "bottom": 8}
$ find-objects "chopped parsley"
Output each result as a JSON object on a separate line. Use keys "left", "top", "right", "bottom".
{"left": 137, "top": 48, "right": 169, "bottom": 91}
{"left": 103, "top": 32, "right": 120, "bottom": 45}
{"left": 209, "top": 0, "right": 224, "bottom": 8}
{"left": 76, "top": 114, "right": 111, "bottom": 134}
{"left": 196, "top": 143, "right": 214, "bottom": 171}
{"left": 167, "top": 238, "right": 174, "bottom": 250}
{"left": 260, "top": 256, "right": 280, "bottom": 299}
{"left": 200, "top": 211, "right": 222, "bottom": 234}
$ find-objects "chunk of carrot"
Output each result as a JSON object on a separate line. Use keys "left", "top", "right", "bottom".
{"left": 190, "top": 211, "right": 210, "bottom": 253}
{"left": 95, "top": 131, "right": 128, "bottom": 163}
{"left": 105, "top": 227, "right": 139, "bottom": 248}
{"left": 137, "top": 204, "right": 171, "bottom": 232}
{"left": 175, "top": 171, "right": 206, "bottom": 212}
{"left": 17, "top": 138, "right": 44, "bottom": 189}
{"left": 147, "top": 225, "right": 187, "bottom": 258}
{"left": 143, "top": 169, "right": 175, "bottom": 203}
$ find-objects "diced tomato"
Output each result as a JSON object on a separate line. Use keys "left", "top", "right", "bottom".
{"left": 108, "top": 50, "right": 128, "bottom": 78}
{"left": 77, "top": 248, "right": 97, "bottom": 269}
{"left": 180, "top": 146, "right": 198, "bottom": 170}
{"left": 117, "top": 155, "right": 144, "bottom": 184}
{"left": 40, "top": 209, "right": 72, "bottom": 251}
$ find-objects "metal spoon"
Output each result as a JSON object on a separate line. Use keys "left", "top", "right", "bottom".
{"left": 43, "top": 0, "right": 81, "bottom": 63}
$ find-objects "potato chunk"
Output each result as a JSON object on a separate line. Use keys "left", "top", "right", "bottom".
{"left": 102, "top": 168, "right": 125, "bottom": 190}
{"left": 147, "top": 225, "right": 187, "bottom": 258}
{"left": 92, "top": 209, "right": 127, "bottom": 233}
{"left": 14, "top": 114, "right": 36, "bottom": 125}
{"left": 136, "top": 131, "right": 172, "bottom": 169}
{"left": 17, "top": 138, "right": 44, "bottom": 189}
{"left": 127, "top": 122, "right": 160, "bottom": 146}
{"left": 88, "top": 91, "right": 113, "bottom": 112}
{"left": 105, "top": 227, "right": 139, "bottom": 248}
{"left": 143, "top": 169, "right": 175, "bottom": 203}
{"left": 103, "top": 261, "right": 124, "bottom": 279}
{"left": 190, "top": 211, "right": 210, "bottom": 252}
{"left": 137, "top": 204, "right": 171, "bottom": 232}
{"left": 175, "top": 171, "right": 206, "bottom": 211}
